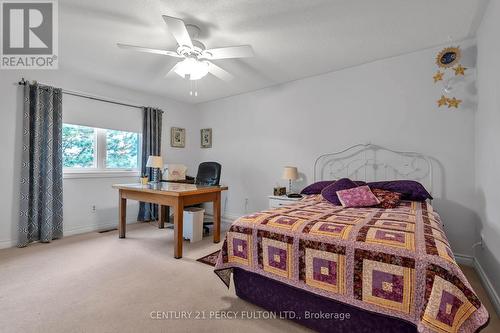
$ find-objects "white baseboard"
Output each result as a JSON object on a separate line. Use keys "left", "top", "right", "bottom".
{"left": 473, "top": 256, "right": 500, "bottom": 316}
{"left": 63, "top": 217, "right": 137, "bottom": 237}
{"left": 0, "top": 218, "right": 137, "bottom": 249}
{"left": 204, "top": 212, "right": 241, "bottom": 224}
{"left": 454, "top": 253, "right": 475, "bottom": 266}
{"left": 453, "top": 252, "right": 500, "bottom": 316}
{"left": 0, "top": 239, "right": 16, "bottom": 249}
{"left": 221, "top": 212, "right": 242, "bottom": 223}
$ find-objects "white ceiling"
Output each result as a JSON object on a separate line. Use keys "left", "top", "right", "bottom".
{"left": 60, "top": 0, "right": 485, "bottom": 104}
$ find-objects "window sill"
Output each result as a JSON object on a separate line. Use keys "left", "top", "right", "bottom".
{"left": 63, "top": 170, "right": 140, "bottom": 179}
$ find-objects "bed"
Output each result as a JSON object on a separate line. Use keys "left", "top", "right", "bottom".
{"left": 214, "top": 144, "right": 489, "bottom": 333}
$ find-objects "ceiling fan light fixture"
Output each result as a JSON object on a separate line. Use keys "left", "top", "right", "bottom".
{"left": 174, "top": 58, "right": 209, "bottom": 80}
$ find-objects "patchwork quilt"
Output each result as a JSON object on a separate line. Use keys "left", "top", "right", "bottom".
{"left": 214, "top": 195, "right": 489, "bottom": 333}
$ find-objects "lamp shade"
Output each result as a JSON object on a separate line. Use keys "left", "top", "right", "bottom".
{"left": 146, "top": 156, "right": 163, "bottom": 168}
{"left": 282, "top": 166, "right": 299, "bottom": 181}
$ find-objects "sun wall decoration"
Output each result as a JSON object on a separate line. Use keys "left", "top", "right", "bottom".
{"left": 434, "top": 46, "right": 466, "bottom": 109}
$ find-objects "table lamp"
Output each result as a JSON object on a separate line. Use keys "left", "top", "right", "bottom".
{"left": 146, "top": 155, "right": 163, "bottom": 184}
{"left": 282, "top": 166, "right": 299, "bottom": 196}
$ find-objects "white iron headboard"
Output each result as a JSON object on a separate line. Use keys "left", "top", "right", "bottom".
{"left": 313, "top": 144, "right": 433, "bottom": 195}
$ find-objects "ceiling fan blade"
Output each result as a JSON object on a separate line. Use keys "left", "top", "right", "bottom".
{"left": 201, "top": 45, "right": 254, "bottom": 60}
{"left": 162, "top": 15, "right": 193, "bottom": 49}
{"left": 207, "top": 62, "right": 233, "bottom": 81}
{"left": 117, "top": 43, "right": 182, "bottom": 57}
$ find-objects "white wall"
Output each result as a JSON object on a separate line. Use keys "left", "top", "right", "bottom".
{"left": 475, "top": 0, "right": 500, "bottom": 301}
{"left": 196, "top": 42, "right": 479, "bottom": 256}
{"left": 0, "top": 70, "right": 198, "bottom": 248}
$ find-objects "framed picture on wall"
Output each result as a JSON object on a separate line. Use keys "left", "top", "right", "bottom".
{"left": 200, "top": 128, "right": 212, "bottom": 148}
{"left": 170, "top": 127, "right": 185, "bottom": 148}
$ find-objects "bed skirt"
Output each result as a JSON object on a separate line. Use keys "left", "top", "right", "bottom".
{"left": 233, "top": 268, "right": 417, "bottom": 333}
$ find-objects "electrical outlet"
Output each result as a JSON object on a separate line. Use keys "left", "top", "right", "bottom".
{"left": 92, "top": 205, "right": 96, "bottom": 213}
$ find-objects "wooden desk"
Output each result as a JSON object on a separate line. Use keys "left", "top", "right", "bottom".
{"left": 112, "top": 183, "right": 228, "bottom": 258}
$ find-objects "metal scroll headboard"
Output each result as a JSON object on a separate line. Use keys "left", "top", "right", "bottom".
{"left": 313, "top": 144, "right": 433, "bottom": 195}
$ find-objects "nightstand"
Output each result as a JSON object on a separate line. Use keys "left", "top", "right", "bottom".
{"left": 268, "top": 195, "right": 302, "bottom": 209}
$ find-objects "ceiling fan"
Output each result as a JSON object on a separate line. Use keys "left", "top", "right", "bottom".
{"left": 117, "top": 15, "right": 254, "bottom": 83}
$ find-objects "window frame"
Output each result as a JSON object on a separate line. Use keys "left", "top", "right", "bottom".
{"left": 63, "top": 123, "right": 142, "bottom": 179}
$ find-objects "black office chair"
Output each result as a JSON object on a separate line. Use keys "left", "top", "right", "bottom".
{"left": 194, "top": 162, "right": 222, "bottom": 233}
{"left": 195, "top": 162, "right": 221, "bottom": 186}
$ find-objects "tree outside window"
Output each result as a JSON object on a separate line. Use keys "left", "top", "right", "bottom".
{"left": 106, "top": 129, "right": 139, "bottom": 169}
{"left": 62, "top": 124, "right": 95, "bottom": 168}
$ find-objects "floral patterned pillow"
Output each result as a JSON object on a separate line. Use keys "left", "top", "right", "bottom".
{"left": 336, "top": 185, "right": 380, "bottom": 208}
{"left": 372, "top": 188, "right": 402, "bottom": 209}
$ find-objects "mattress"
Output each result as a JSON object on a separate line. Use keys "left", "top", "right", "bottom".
{"left": 214, "top": 194, "right": 489, "bottom": 333}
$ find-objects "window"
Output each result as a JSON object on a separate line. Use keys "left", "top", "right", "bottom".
{"left": 62, "top": 124, "right": 96, "bottom": 168}
{"left": 105, "top": 129, "right": 139, "bottom": 169}
{"left": 63, "top": 123, "right": 141, "bottom": 177}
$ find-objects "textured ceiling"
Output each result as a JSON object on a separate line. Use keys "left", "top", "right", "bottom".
{"left": 59, "top": 0, "right": 484, "bottom": 104}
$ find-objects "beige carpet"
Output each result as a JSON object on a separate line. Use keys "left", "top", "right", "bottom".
{"left": 0, "top": 223, "right": 497, "bottom": 333}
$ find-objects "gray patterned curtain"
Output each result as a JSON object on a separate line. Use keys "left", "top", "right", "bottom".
{"left": 138, "top": 107, "right": 163, "bottom": 221}
{"left": 19, "top": 83, "right": 63, "bottom": 247}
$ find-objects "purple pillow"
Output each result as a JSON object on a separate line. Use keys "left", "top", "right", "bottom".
{"left": 367, "top": 180, "right": 432, "bottom": 201}
{"left": 300, "top": 181, "right": 334, "bottom": 195}
{"left": 321, "top": 178, "right": 359, "bottom": 205}
{"left": 301, "top": 180, "right": 367, "bottom": 195}
{"left": 337, "top": 185, "right": 380, "bottom": 207}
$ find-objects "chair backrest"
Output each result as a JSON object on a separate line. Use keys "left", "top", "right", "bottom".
{"left": 195, "top": 162, "right": 221, "bottom": 186}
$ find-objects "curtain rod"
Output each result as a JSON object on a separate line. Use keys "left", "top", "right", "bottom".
{"left": 17, "top": 78, "right": 160, "bottom": 111}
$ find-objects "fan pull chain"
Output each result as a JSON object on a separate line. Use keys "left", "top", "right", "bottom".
{"left": 189, "top": 80, "right": 199, "bottom": 97}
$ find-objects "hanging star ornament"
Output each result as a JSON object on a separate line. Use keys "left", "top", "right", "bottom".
{"left": 447, "top": 97, "right": 462, "bottom": 108}
{"left": 433, "top": 71, "right": 444, "bottom": 83}
{"left": 437, "top": 95, "right": 448, "bottom": 107}
{"left": 453, "top": 64, "right": 466, "bottom": 76}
